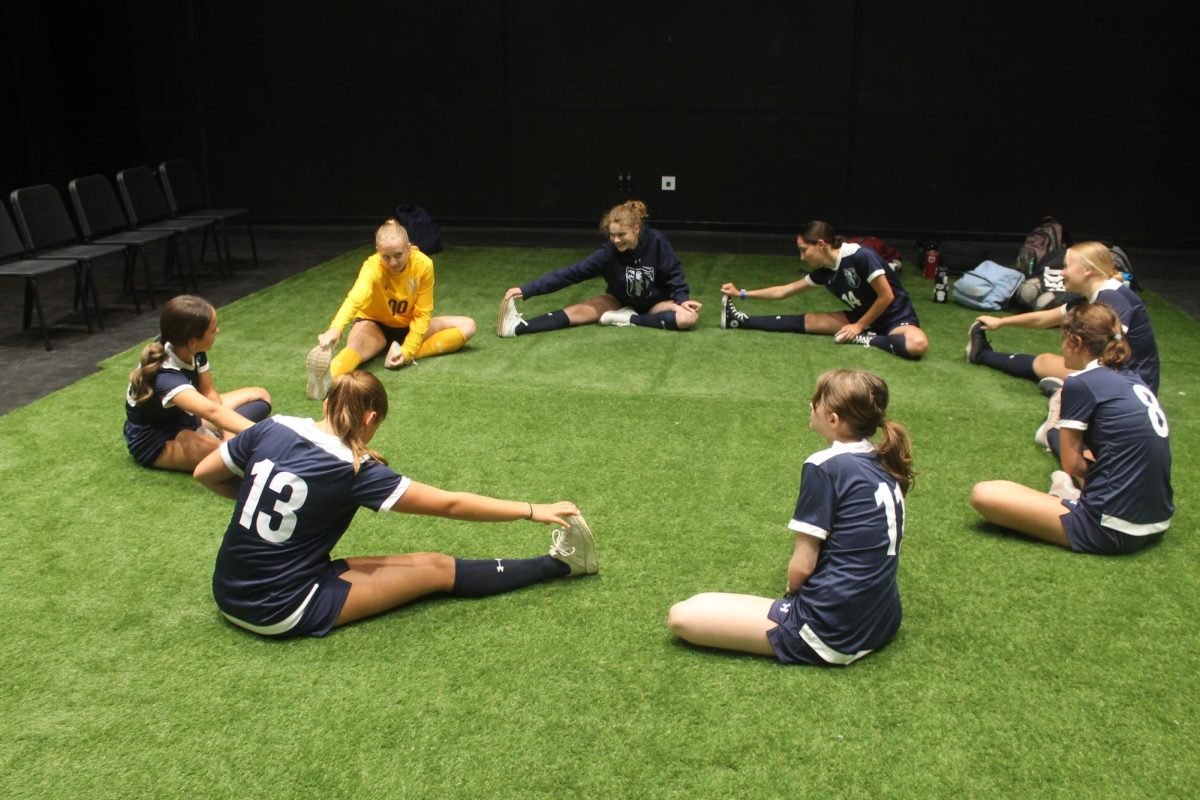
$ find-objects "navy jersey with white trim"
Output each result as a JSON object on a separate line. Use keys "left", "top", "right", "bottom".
{"left": 1058, "top": 364, "right": 1172, "bottom": 531}
{"left": 820, "top": 243, "right": 911, "bottom": 313}
{"left": 1093, "top": 280, "right": 1160, "bottom": 394}
{"left": 788, "top": 440, "right": 903, "bottom": 657}
{"left": 212, "top": 416, "right": 410, "bottom": 627}
{"left": 519, "top": 226, "right": 690, "bottom": 306}
{"left": 124, "top": 344, "right": 208, "bottom": 428}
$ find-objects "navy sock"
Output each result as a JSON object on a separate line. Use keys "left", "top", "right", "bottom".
{"left": 1047, "top": 428, "right": 1061, "bottom": 459}
{"left": 516, "top": 310, "right": 570, "bottom": 336}
{"left": 867, "top": 333, "right": 917, "bottom": 360}
{"left": 451, "top": 555, "right": 569, "bottom": 597}
{"left": 235, "top": 399, "right": 272, "bottom": 422}
{"left": 741, "top": 314, "right": 807, "bottom": 333}
{"left": 630, "top": 311, "right": 678, "bottom": 330}
{"left": 978, "top": 350, "right": 1038, "bottom": 381}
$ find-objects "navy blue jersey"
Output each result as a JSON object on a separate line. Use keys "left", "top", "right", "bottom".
{"left": 1089, "top": 280, "right": 1160, "bottom": 394}
{"left": 787, "top": 440, "right": 904, "bottom": 662}
{"left": 817, "top": 243, "right": 914, "bottom": 320}
{"left": 519, "top": 226, "right": 690, "bottom": 307}
{"left": 1058, "top": 363, "right": 1173, "bottom": 535}
{"left": 212, "top": 416, "right": 410, "bottom": 628}
{"left": 124, "top": 343, "right": 209, "bottom": 429}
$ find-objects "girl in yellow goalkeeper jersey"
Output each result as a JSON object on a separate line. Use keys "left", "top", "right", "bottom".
{"left": 305, "top": 220, "right": 476, "bottom": 399}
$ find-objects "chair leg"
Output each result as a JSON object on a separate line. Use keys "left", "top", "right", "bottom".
{"left": 140, "top": 245, "right": 157, "bottom": 309}
{"left": 84, "top": 261, "right": 104, "bottom": 331}
{"left": 245, "top": 219, "right": 259, "bottom": 267}
{"left": 125, "top": 247, "right": 143, "bottom": 315}
{"left": 72, "top": 264, "right": 94, "bottom": 333}
{"left": 181, "top": 235, "right": 199, "bottom": 292}
{"left": 25, "top": 277, "right": 52, "bottom": 350}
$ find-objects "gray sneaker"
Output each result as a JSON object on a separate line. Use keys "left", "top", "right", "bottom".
{"left": 1038, "top": 376, "right": 1064, "bottom": 397}
{"left": 305, "top": 344, "right": 333, "bottom": 400}
{"left": 965, "top": 320, "right": 991, "bottom": 364}
{"left": 1049, "top": 469, "right": 1081, "bottom": 500}
{"left": 497, "top": 296, "right": 525, "bottom": 338}
{"left": 839, "top": 331, "right": 875, "bottom": 347}
{"left": 548, "top": 513, "right": 599, "bottom": 576}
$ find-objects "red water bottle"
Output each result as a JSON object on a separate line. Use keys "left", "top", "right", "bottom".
{"left": 923, "top": 246, "right": 941, "bottom": 280}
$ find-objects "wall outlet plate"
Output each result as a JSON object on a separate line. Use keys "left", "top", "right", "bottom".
{"left": 661, "top": 176, "right": 676, "bottom": 191}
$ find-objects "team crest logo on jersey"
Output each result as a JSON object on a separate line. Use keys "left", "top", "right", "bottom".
{"left": 843, "top": 268, "right": 860, "bottom": 288}
{"left": 407, "top": 278, "right": 419, "bottom": 295}
{"left": 625, "top": 265, "right": 655, "bottom": 297}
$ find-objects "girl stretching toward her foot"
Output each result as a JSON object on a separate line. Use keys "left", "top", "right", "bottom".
{"left": 719, "top": 221, "right": 928, "bottom": 359}
{"left": 496, "top": 200, "right": 702, "bottom": 336}
{"left": 195, "top": 371, "right": 598, "bottom": 639}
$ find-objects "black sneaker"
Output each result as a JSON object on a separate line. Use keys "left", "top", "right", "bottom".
{"left": 965, "top": 321, "right": 991, "bottom": 364}
{"left": 1038, "top": 376, "right": 1064, "bottom": 397}
{"left": 721, "top": 296, "right": 749, "bottom": 329}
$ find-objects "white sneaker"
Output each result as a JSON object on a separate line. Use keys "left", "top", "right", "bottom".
{"left": 1049, "top": 470, "right": 1081, "bottom": 500}
{"left": 838, "top": 331, "right": 875, "bottom": 347}
{"left": 497, "top": 296, "right": 525, "bottom": 338}
{"left": 1035, "top": 389, "right": 1061, "bottom": 451}
{"left": 598, "top": 307, "right": 636, "bottom": 327}
{"left": 548, "top": 513, "right": 599, "bottom": 576}
{"left": 305, "top": 344, "right": 333, "bottom": 400}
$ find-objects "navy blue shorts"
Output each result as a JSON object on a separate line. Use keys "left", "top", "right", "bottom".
{"left": 1059, "top": 499, "right": 1165, "bottom": 555}
{"left": 124, "top": 418, "right": 200, "bottom": 467}
{"left": 354, "top": 318, "right": 409, "bottom": 348}
{"left": 846, "top": 297, "right": 920, "bottom": 333}
{"left": 765, "top": 597, "right": 832, "bottom": 666}
{"left": 221, "top": 559, "right": 353, "bottom": 639}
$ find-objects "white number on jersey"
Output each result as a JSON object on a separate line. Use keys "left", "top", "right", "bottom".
{"left": 238, "top": 458, "right": 310, "bottom": 543}
{"left": 840, "top": 291, "right": 862, "bottom": 309}
{"left": 1132, "top": 385, "right": 1169, "bottom": 438}
{"left": 873, "top": 482, "right": 905, "bottom": 556}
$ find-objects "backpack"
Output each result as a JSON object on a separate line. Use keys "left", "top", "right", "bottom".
{"left": 848, "top": 236, "right": 903, "bottom": 265}
{"left": 392, "top": 204, "right": 443, "bottom": 254}
{"left": 1016, "top": 216, "right": 1063, "bottom": 274}
{"left": 950, "top": 261, "right": 1026, "bottom": 310}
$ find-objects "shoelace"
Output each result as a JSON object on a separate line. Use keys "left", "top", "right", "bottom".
{"left": 548, "top": 529, "right": 577, "bottom": 558}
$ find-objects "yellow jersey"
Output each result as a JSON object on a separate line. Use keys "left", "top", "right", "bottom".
{"left": 329, "top": 247, "right": 435, "bottom": 361}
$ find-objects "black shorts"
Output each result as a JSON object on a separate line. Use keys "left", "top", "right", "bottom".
{"left": 220, "top": 559, "right": 353, "bottom": 639}
{"left": 765, "top": 597, "right": 834, "bottom": 666}
{"left": 846, "top": 297, "right": 920, "bottom": 333}
{"left": 354, "top": 318, "right": 409, "bottom": 348}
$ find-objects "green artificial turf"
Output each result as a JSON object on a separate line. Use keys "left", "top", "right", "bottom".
{"left": 1, "top": 245, "right": 1197, "bottom": 799}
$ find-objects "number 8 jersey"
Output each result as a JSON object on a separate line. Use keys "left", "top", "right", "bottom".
{"left": 212, "top": 416, "right": 410, "bottom": 629}
{"left": 1058, "top": 363, "right": 1173, "bottom": 535}
{"left": 787, "top": 440, "right": 904, "bottom": 661}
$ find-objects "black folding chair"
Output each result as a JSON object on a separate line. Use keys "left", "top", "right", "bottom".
{"left": 9, "top": 184, "right": 132, "bottom": 325}
{"left": 70, "top": 174, "right": 183, "bottom": 303}
{"left": 158, "top": 158, "right": 258, "bottom": 268}
{"left": 117, "top": 166, "right": 225, "bottom": 287}
{"left": 0, "top": 204, "right": 86, "bottom": 350}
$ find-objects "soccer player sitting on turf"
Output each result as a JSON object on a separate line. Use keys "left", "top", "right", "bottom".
{"left": 719, "top": 220, "right": 928, "bottom": 359}
{"left": 496, "top": 200, "right": 702, "bottom": 336}
{"left": 305, "top": 220, "right": 476, "bottom": 400}
{"left": 668, "top": 369, "right": 913, "bottom": 665}
{"left": 970, "top": 303, "right": 1172, "bottom": 555}
{"left": 124, "top": 294, "right": 272, "bottom": 472}
{"left": 195, "top": 371, "right": 599, "bottom": 639}
{"left": 965, "top": 241, "right": 1160, "bottom": 396}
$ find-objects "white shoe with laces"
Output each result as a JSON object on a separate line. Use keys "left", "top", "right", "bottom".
{"left": 1035, "top": 389, "right": 1062, "bottom": 451}
{"left": 598, "top": 307, "right": 636, "bottom": 327}
{"left": 305, "top": 344, "right": 333, "bottom": 400}
{"left": 839, "top": 331, "right": 875, "bottom": 347}
{"left": 497, "top": 296, "right": 526, "bottom": 338}
{"left": 548, "top": 514, "right": 599, "bottom": 576}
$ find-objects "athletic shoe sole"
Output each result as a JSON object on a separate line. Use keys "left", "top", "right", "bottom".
{"left": 305, "top": 345, "right": 333, "bottom": 400}
{"left": 497, "top": 296, "right": 523, "bottom": 337}
{"left": 1038, "top": 376, "right": 1064, "bottom": 397}
{"left": 965, "top": 321, "right": 989, "bottom": 363}
{"left": 552, "top": 513, "right": 599, "bottom": 576}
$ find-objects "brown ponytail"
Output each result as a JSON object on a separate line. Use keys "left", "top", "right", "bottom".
{"left": 323, "top": 370, "right": 390, "bottom": 472}
{"left": 799, "top": 220, "right": 846, "bottom": 249}
{"left": 600, "top": 200, "right": 649, "bottom": 232}
{"left": 810, "top": 369, "right": 915, "bottom": 494}
{"left": 1062, "top": 302, "right": 1131, "bottom": 369}
{"left": 127, "top": 295, "right": 215, "bottom": 405}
